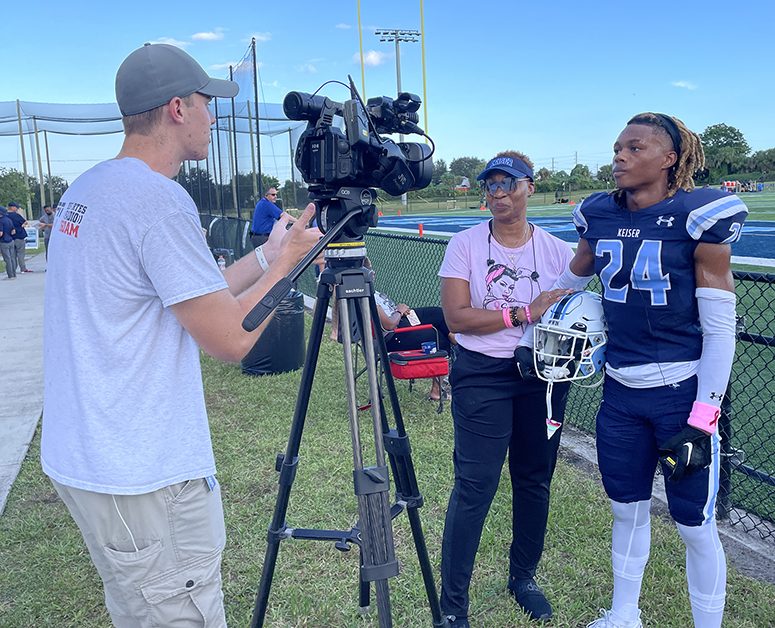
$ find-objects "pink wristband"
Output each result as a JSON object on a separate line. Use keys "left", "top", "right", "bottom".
{"left": 687, "top": 401, "right": 720, "bottom": 435}
{"left": 502, "top": 308, "right": 514, "bottom": 328}
{"left": 524, "top": 305, "right": 533, "bottom": 325}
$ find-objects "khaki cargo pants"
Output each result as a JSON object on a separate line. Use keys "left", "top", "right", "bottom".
{"left": 52, "top": 477, "right": 227, "bottom": 627}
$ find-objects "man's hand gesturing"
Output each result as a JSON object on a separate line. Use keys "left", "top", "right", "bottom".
{"left": 263, "top": 203, "right": 321, "bottom": 271}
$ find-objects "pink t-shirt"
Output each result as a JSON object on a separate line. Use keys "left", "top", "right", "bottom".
{"left": 439, "top": 220, "right": 574, "bottom": 358}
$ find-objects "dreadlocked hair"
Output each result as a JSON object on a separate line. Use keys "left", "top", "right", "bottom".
{"left": 618, "top": 112, "right": 705, "bottom": 199}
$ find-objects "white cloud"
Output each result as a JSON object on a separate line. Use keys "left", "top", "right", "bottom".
{"left": 336, "top": 23, "right": 351, "bottom": 29}
{"left": 671, "top": 80, "right": 698, "bottom": 91}
{"left": 297, "top": 63, "right": 318, "bottom": 74}
{"left": 354, "top": 50, "right": 387, "bottom": 66}
{"left": 150, "top": 37, "right": 190, "bottom": 48}
{"left": 250, "top": 32, "right": 272, "bottom": 43}
{"left": 192, "top": 28, "right": 226, "bottom": 42}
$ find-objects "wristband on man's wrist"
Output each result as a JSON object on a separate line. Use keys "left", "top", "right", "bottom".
{"left": 503, "top": 308, "right": 514, "bottom": 328}
{"left": 255, "top": 245, "right": 270, "bottom": 271}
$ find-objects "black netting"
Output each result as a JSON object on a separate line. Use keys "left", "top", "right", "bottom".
{"left": 2, "top": 41, "right": 306, "bottom": 215}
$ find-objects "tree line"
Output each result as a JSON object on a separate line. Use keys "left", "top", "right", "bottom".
{"left": 415, "top": 123, "right": 774, "bottom": 201}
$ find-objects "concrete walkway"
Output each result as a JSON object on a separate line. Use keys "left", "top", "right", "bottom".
{"left": 0, "top": 251, "right": 45, "bottom": 515}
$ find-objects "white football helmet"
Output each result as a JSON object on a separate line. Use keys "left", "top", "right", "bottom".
{"left": 533, "top": 290, "right": 607, "bottom": 383}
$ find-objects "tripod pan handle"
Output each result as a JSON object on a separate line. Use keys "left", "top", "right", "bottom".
{"left": 242, "top": 278, "right": 294, "bottom": 331}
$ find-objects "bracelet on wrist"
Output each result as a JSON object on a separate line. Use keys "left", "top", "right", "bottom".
{"left": 524, "top": 305, "right": 533, "bottom": 325}
{"left": 255, "top": 245, "right": 270, "bottom": 271}
{"left": 502, "top": 308, "right": 514, "bottom": 328}
{"left": 509, "top": 306, "right": 522, "bottom": 328}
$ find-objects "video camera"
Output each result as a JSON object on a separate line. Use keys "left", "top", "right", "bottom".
{"left": 283, "top": 77, "right": 433, "bottom": 239}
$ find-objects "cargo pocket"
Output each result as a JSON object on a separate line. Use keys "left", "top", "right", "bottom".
{"left": 102, "top": 539, "right": 164, "bottom": 581}
{"left": 101, "top": 539, "right": 164, "bottom": 620}
{"left": 139, "top": 549, "right": 225, "bottom": 627}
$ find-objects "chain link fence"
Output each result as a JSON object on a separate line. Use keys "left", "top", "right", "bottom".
{"left": 203, "top": 216, "right": 775, "bottom": 541}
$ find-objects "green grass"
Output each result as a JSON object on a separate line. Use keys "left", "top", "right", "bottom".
{"left": 1, "top": 320, "right": 774, "bottom": 627}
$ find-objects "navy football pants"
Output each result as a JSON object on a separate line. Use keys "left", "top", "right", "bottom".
{"left": 596, "top": 375, "right": 720, "bottom": 526}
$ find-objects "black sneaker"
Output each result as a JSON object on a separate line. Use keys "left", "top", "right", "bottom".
{"left": 509, "top": 578, "right": 552, "bottom": 621}
{"left": 445, "top": 614, "right": 470, "bottom": 627}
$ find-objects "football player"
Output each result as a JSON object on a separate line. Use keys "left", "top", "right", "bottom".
{"left": 553, "top": 113, "right": 748, "bottom": 628}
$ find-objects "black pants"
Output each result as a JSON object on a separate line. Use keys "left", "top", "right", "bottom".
{"left": 440, "top": 346, "right": 569, "bottom": 618}
{"left": 250, "top": 232, "right": 270, "bottom": 248}
{"left": 384, "top": 306, "right": 452, "bottom": 353}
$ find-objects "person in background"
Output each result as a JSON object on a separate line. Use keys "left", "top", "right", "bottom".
{"left": 438, "top": 151, "right": 574, "bottom": 626}
{"left": 39, "top": 204, "right": 55, "bottom": 261}
{"left": 6, "top": 202, "right": 31, "bottom": 273}
{"left": 374, "top": 291, "right": 452, "bottom": 402}
{"left": 554, "top": 113, "right": 748, "bottom": 628}
{"left": 0, "top": 206, "right": 17, "bottom": 279}
{"left": 41, "top": 43, "right": 321, "bottom": 627}
{"left": 329, "top": 257, "right": 453, "bottom": 401}
{"left": 250, "top": 187, "right": 295, "bottom": 248}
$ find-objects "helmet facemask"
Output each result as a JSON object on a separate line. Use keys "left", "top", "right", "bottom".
{"left": 530, "top": 291, "right": 608, "bottom": 439}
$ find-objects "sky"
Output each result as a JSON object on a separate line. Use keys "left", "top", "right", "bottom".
{"left": 2, "top": 0, "right": 775, "bottom": 186}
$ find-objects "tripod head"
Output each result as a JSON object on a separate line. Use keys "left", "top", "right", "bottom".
{"left": 241, "top": 186, "right": 379, "bottom": 332}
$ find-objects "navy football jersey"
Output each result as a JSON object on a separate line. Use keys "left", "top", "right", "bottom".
{"left": 573, "top": 189, "right": 748, "bottom": 369}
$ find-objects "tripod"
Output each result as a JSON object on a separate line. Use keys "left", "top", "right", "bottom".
{"left": 247, "top": 222, "right": 446, "bottom": 627}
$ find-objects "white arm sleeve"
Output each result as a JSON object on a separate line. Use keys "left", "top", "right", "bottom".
{"left": 552, "top": 265, "right": 594, "bottom": 291}
{"left": 696, "top": 287, "right": 737, "bottom": 407}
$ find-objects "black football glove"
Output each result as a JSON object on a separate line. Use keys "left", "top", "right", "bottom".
{"left": 658, "top": 426, "right": 712, "bottom": 482}
{"left": 514, "top": 345, "right": 539, "bottom": 381}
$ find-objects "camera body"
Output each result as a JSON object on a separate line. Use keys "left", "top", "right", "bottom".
{"left": 283, "top": 83, "right": 433, "bottom": 239}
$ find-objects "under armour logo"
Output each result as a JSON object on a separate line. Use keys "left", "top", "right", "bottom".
{"left": 656, "top": 215, "right": 675, "bottom": 227}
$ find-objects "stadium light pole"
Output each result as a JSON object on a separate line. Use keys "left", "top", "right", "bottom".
{"left": 375, "top": 28, "right": 420, "bottom": 207}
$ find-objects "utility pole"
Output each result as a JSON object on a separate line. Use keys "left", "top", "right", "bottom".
{"left": 375, "top": 28, "right": 420, "bottom": 208}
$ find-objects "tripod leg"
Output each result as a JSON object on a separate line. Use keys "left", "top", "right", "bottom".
{"left": 359, "top": 554, "right": 370, "bottom": 613}
{"left": 369, "top": 298, "right": 447, "bottom": 627}
{"left": 250, "top": 286, "right": 331, "bottom": 628}
{"left": 341, "top": 297, "right": 397, "bottom": 627}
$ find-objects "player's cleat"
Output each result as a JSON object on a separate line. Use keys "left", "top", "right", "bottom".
{"left": 586, "top": 608, "right": 642, "bottom": 627}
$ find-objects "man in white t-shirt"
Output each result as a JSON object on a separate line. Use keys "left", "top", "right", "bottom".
{"left": 41, "top": 43, "right": 320, "bottom": 626}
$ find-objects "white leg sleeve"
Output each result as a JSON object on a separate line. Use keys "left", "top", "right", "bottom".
{"left": 676, "top": 520, "right": 726, "bottom": 628}
{"left": 610, "top": 499, "right": 651, "bottom": 624}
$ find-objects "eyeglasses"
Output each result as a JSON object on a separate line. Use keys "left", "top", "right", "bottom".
{"left": 480, "top": 176, "right": 531, "bottom": 195}
{"left": 267, "top": 193, "right": 277, "bottom": 197}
